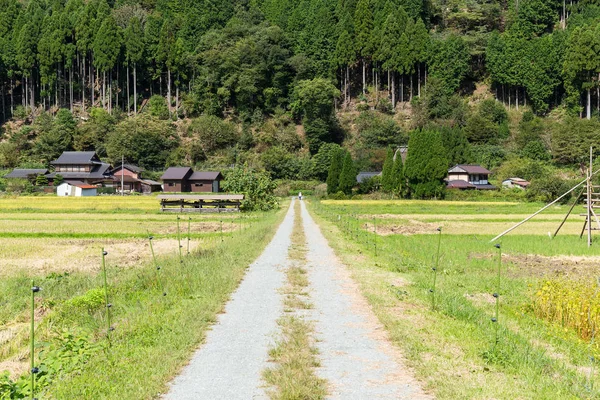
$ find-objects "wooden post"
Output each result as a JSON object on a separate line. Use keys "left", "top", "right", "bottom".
{"left": 589, "top": 147, "right": 593, "bottom": 247}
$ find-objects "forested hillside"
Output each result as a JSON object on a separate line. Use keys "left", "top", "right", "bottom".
{"left": 2, "top": 0, "right": 600, "bottom": 198}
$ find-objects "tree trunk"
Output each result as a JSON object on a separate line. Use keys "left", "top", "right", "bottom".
{"left": 82, "top": 56, "right": 86, "bottom": 112}
{"left": 387, "top": 70, "right": 390, "bottom": 92}
{"left": 523, "top": 87, "right": 526, "bottom": 107}
{"left": 362, "top": 59, "right": 366, "bottom": 95}
{"left": 70, "top": 67, "right": 73, "bottom": 111}
{"left": 109, "top": 71, "right": 112, "bottom": 114}
{"left": 102, "top": 71, "right": 106, "bottom": 109}
{"left": 127, "top": 64, "right": 130, "bottom": 114}
{"left": 134, "top": 64, "right": 137, "bottom": 115}
{"left": 400, "top": 75, "right": 404, "bottom": 104}
{"left": 115, "top": 68, "right": 119, "bottom": 111}
{"left": 10, "top": 79, "right": 14, "bottom": 114}
{"left": 30, "top": 72, "right": 34, "bottom": 113}
{"left": 516, "top": 86, "right": 519, "bottom": 111}
{"left": 587, "top": 87, "right": 591, "bottom": 120}
{"left": 410, "top": 73, "right": 413, "bottom": 101}
{"left": 176, "top": 75, "right": 179, "bottom": 118}
{"left": 167, "top": 68, "right": 171, "bottom": 115}
{"left": 418, "top": 63, "right": 421, "bottom": 97}
{"left": 91, "top": 61, "right": 94, "bottom": 106}
{"left": 391, "top": 73, "right": 395, "bottom": 108}
{"left": 508, "top": 86, "right": 511, "bottom": 109}
{"left": 562, "top": 0, "right": 566, "bottom": 29}
{"left": 375, "top": 65, "right": 378, "bottom": 104}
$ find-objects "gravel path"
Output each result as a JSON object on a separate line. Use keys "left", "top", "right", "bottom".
{"left": 164, "top": 201, "right": 295, "bottom": 400}
{"left": 301, "top": 201, "right": 429, "bottom": 399}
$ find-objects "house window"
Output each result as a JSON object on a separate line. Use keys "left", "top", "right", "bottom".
{"left": 195, "top": 183, "right": 203, "bottom": 187}
{"left": 168, "top": 182, "right": 175, "bottom": 187}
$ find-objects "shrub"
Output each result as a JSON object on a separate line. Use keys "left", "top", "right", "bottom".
{"left": 147, "top": 95, "right": 170, "bottom": 120}
{"left": 526, "top": 176, "right": 573, "bottom": 203}
{"left": 357, "top": 175, "right": 380, "bottom": 194}
{"left": 222, "top": 166, "right": 278, "bottom": 211}
{"left": 478, "top": 98, "right": 507, "bottom": 124}
{"left": 64, "top": 288, "right": 105, "bottom": 313}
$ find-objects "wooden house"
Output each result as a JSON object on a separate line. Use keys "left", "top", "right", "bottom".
{"left": 110, "top": 164, "right": 161, "bottom": 193}
{"left": 446, "top": 164, "right": 497, "bottom": 190}
{"left": 189, "top": 171, "right": 223, "bottom": 193}
{"left": 160, "top": 167, "right": 194, "bottom": 192}
{"left": 4, "top": 168, "right": 48, "bottom": 181}
{"left": 46, "top": 151, "right": 112, "bottom": 185}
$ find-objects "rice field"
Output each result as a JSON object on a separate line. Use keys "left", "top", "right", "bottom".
{"left": 311, "top": 199, "right": 600, "bottom": 399}
{"left": 0, "top": 195, "right": 280, "bottom": 399}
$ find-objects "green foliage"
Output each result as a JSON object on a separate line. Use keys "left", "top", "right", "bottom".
{"left": 478, "top": 99, "right": 507, "bottom": 124}
{"left": 188, "top": 115, "right": 237, "bottom": 154}
{"left": 357, "top": 175, "right": 380, "bottom": 194}
{"left": 471, "top": 144, "right": 506, "bottom": 170}
{"left": 551, "top": 117, "right": 600, "bottom": 164}
{"left": 521, "top": 140, "right": 550, "bottom": 161}
{"left": 526, "top": 176, "right": 573, "bottom": 203}
{"left": 312, "top": 143, "right": 341, "bottom": 181}
{"left": 391, "top": 152, "right": 405, "bottom": 196}
{"left": 35, "top": 174, "right": 48, "bottom": 186}
{"left": 440, "top": 126, "right": 472, "bottom": 166}
{"left": 147, "top": 95, "right": 170, "bottom": 120}
{"left": 53, "top": 174, "right": 64, "bottom": 186}
{"left": 338, "top": 152, "right": 357, "bottom": 195}
{"left": 381, "top": 147, "right": 394, "bottom": 192}
{"left": 428, "top": 34, "right": 470, "bottom": 95}
{"left": 64, "top": 288, "right": 106, "bottom": 313}
{"left": 326, "top": 147, "right": 345, "bottom": 194}
{"left": 221, "top": 166, "right": 278, "bottom": 211}
{"left": 106, "top": 115, "right": 179, "bottom": 170}
{"left": 356, "top": 111, "right": 404, "bottom": 148}
{"left": 404, "top": 129, "right": 448, "bottom": 198}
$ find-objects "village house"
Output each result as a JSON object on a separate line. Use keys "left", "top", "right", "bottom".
{"left": 160, "top": 167, "right": 223, "bottom": 193}
{"left": 4, "top": 168, "right": 48, "bottom": 181}
{"left": 356, "top": 172, "right": 381, "bottom": 183}
{"left": 110, "top": 164, "right": 162, "bottom": 194}
{"left": 446, "top": 164, "right": 497, "bottom": 190}
{"left": 189, "top": 171, "right": 223, "bottom": 193}
{"left": 46, "top": 151, "right": 112, "bottom": 185}
{"left": 502, "top": 177, "right": 530, "bottom": 189}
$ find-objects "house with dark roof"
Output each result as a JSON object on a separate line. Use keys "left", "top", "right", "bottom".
{"left": 446, "top": 164, "right": 497, "bottom": 190}
{"left": 160, "top": 167, "right": 223, "bottom": 193}
{"left": 46, "top": 151, "right": 112, "bottom": 185}
{"left": 189, "top": 171, "right": 223, "bottom": 193}
{"left": 4, "top": 169, "right": 48, "bottom": 180}
{"left": 160, "top": 167, "right": 194, "bottom": 192}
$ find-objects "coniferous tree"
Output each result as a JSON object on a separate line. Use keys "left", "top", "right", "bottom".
{"left": 391, "top": 151, "right": 404, "bottom": 197}
{"left": 354, "top": 0, "right": 373, "bottom": 94}
{"left": 326, "top": 147, "right": 345, "bottom": 194}
{"left": 338, "top": 151, "right": 357, "bottom": 195}
{"left": 404, "top": 129, "right": 448, "bottom": 199}
{"left": 125, "top": 17, "right": 144, "bottom": 114}
{"left": 381, "top": 146, "right": 394, "bottom": 192}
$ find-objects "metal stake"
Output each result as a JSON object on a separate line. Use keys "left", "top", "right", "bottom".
{"left": 101, "top": 249, "right": 112, "bottom": 343}
{"left": 187, "top": 217, "right": 191, "bottom": 255}
{"left": 431, "top": 227, "right": 442, "bottom": 310}
{"left": 30, "top": 281, "right": 39, "bottom": 400}
{"left": 493, "top": 244, "right": 501, "bottom": 345}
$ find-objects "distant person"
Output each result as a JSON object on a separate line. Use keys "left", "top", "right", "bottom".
{"left": 298, "top": 192, "right": 303, "bottom": 200}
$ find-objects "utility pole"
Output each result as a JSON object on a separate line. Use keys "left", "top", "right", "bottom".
{"left": 121, "top": 154, "right": 124, "bottom": 197}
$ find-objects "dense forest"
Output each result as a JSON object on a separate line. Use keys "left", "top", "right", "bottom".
{"left": 2, "top": 0, "right": 600, "bottom": 198}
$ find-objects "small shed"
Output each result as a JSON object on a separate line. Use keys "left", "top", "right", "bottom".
{"left": 188, "top": 171, "right": 223, "bottom": 193}
{"left": 57, "top": 181, "right": 97, "bottom": 197}
{"left": 502, "top": 177, "right": 530, "bottom": 189}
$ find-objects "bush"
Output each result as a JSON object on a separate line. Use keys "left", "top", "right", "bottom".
{"left": 478, "top": 98, "right": 507, "bottom": 124}
{"left": 188, "top": 115, "right": 237, "bottom": 154}
{"left": 526, "top": 176, "right": 573, "bottom": 203}
{"left": 356, "top": 111, "right": 404, "bottom": 148}
{"left": 357, "top": 175, "right": 380, "bottom": 194}
{"left": 222, "top": 166, "right": 278, "bottom": 211}
{"left": 147, "top": 95, "right": 170, "bottom": 120}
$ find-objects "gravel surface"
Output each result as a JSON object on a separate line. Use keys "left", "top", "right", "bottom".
{"left": 164, "top": 201, "right": 295, "bottom": 400}
{"left": 301, "top": 201, "right": 430, "bottom": 399}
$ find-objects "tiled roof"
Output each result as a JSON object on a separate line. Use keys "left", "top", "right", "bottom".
{"left": 447, "top": 180, "right": 476, "bottom": 189}
{"left": 188, "top": 171, "right": 223, "bottom": 181}
{"left": 449, "top": 164, "right": 492, "bottom": 175}
{"left": 161, "top": 167, "right": 193, "bottom": 180}
{"left": 51, "top": 151, "right": 101, "bottom": 165}
{"left": 356, "top": 172, "right": 381, "bottom": 183}
{"left": 4, "top": 168, "right": 48, "bottom": 178}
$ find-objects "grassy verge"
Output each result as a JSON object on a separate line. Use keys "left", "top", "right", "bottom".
{"left": 0, "top": 204, "right": 286, "bottom": 399}
{"left": 309, "top": 200, "right": 600, "bottom": 399}
{"left": 263, "top": 201, "right": 326, "bottom": 400}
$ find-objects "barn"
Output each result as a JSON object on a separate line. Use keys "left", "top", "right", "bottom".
{"left": 56, "top": 181, "right": 98, "bottom": 197}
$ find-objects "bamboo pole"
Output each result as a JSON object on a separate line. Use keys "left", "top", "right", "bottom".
{"left": 553, "top": 188, "right": 584, "bottom": 237}
{"left": 490, "top": 166, "right": 600, "bottom": 242}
